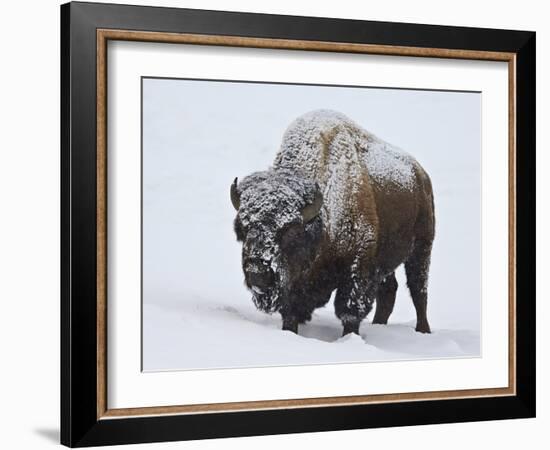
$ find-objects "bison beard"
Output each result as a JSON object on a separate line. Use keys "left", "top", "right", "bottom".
{"left": 231, "top": 110, "right": 435, "bottom": 338}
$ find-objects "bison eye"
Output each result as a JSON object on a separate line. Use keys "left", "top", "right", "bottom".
{"left": 280, "top": 223, "right": 304, "bottom": 249}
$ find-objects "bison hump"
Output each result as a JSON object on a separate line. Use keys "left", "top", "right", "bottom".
{"left": 362, "top": 137, "right": 417, "bottom": 191}
{"left": 276, "top": 109, "right": 418, "bottom": 192}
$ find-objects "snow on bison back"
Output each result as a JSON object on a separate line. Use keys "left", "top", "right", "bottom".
{"left": 230, "top": 109, "right": 435, "bottom": 338}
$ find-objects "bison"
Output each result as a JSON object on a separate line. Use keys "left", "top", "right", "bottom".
{"left": 230, "top": 110, "right": 435, "bottom": 337}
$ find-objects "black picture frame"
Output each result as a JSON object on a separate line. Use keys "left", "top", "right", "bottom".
{"left": 61, "top": 1, "right": 535, "bottom": 447}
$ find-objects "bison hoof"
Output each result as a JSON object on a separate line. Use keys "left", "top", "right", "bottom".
{"left": 372, "top": 317, "right": 389, "bottom": 325}
{"left": 342, "top": 322, "right": 360, "bottom": 336}
{"left": 415, "top": 322, "right": 431, "bottom": 334}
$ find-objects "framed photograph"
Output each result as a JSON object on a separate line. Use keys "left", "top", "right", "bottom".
{"left": 61, "top": 1, "right": 535, "bottom": 447}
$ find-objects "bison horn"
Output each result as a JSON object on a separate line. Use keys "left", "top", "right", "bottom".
{"left": 301, "top": 188, "right": 323, "bottom": 223}
{"left": 230, "top": 177, "right": 241, "bottom": 211}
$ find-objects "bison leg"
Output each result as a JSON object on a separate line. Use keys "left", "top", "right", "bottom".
{"left": 280, "top": 299, "right": 317, "bottom": 334}
{"left": 372, "top": 272, "right": 398, "bottom": 325}
{"left": 334, "top": 260, "right": 377, "bottom": 336}
{"left": 281, "top": 315, "right": 299, "bottom": 333}
{"left": 405, "top": 240, "right": 432, "bottom": 333}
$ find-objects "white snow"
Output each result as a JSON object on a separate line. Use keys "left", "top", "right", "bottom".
{"left": 363, "top": 137, "right": 416, "bottom": 191}
{"left": 142, "top": 79, "right": 481, "bottom": 371}
{"left": 143, "top": 296, "right": 479, "bottom": 371}
{"left": 278, "top": 109, "right": 417, "bottom": 192}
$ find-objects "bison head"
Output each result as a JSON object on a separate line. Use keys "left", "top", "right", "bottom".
{"left": 230, "top": 170, "right": 323, "bottom": 313}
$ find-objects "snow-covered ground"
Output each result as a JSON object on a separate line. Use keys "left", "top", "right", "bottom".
{"left": 142, "top": 78, "right": 481, "bottom": 371}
